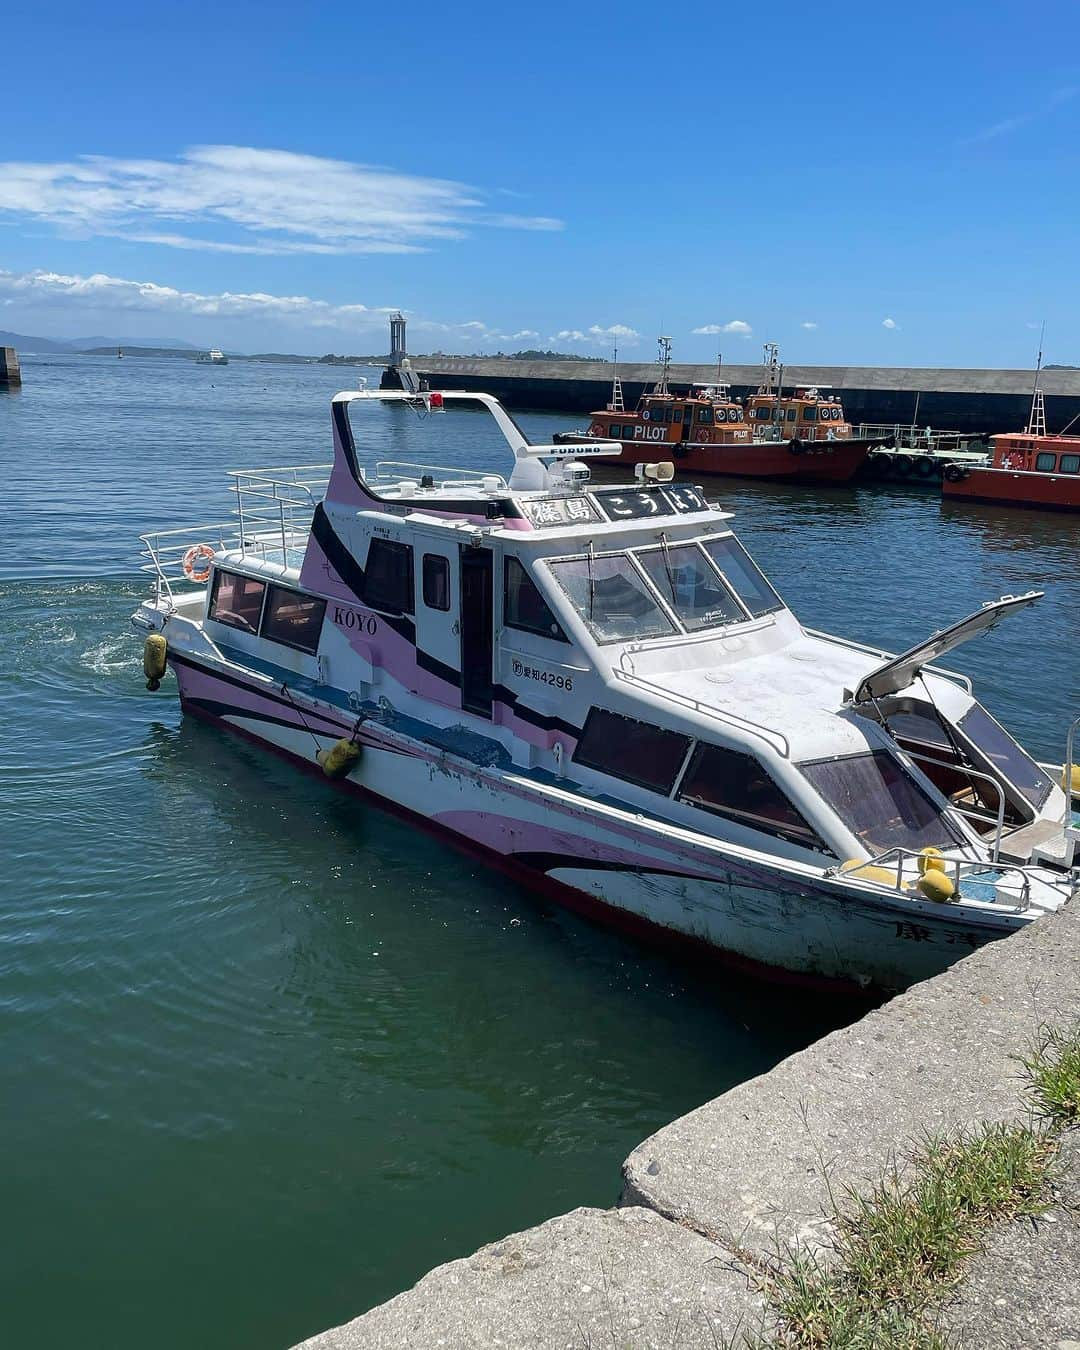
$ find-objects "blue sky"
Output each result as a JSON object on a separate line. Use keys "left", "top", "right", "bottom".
{"left": 2, "top": 0, "right": 1078, "bottom": 364}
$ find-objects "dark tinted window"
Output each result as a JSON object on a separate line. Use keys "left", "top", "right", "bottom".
{"left": 702, "top": 536, "right": 783, "bottom": 616}
{"left": 261, "top": 586, "right": 326, "bottom": 654}
{"left": 423, "top": 554, "right": 450, "bottom": 611}
{"left": 803, "top": 406, "right": 817, "bottom": 421}
{"left": 698, "top": 407, "right": 713, "bottom": 425}
{"left": 1036, "top": 452, "right": 1057, "bottom": 471}
{"left": 801, "top": 751, "right": 963, "bottom": 852}
{"left": 679, "top": 743, "right": 822, "bottom": 846}
{"left": 209, "top": 570, "right": 266, "bottom": 634}
{"left": 958, "top": 703, "right": 1052, "bottom": 808}
{"left": 505, "top": 557, "right": 567, "bottom": 641}
{"left": 363, "top": 538, "right": 414, "bottom": 614}
{"left": 1060, "top": 454, "right": 1080, "bottom": 473}
{"left": 573, "top": 708, "right": 690, "bottom": 794}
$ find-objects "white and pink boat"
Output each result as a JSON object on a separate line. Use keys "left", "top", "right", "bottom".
{"left": 132, "top": 387, "right": 1078, "bottom": 992}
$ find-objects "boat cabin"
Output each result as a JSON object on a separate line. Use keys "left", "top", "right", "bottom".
{"left": 744, "top": 386, "right": 853, "bottom": 442}
{"left": 988, "top": 432, "right": 1080, "bottom": 476}
{"left": 589, "top": 385, "right": 751, "bottom": 448}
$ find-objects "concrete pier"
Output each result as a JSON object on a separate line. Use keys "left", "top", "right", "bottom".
{"left": 0, "top": 346, "right": 21, "bottom": 386}
{"left": 293, "top": 896, "right": 1079, "bottom": 1348}
{"left": 383, "top": 355, "right": 1080, "bottom": 434}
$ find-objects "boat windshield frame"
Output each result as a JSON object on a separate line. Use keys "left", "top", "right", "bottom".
{"left": 543, "top": 532, "right": 785, "bottom": 645}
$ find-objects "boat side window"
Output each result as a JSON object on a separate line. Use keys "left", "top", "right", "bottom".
{"left": 785, "top": 408, "right": 797, "bottom": 422}
{"left": 1060, "top": 454, "right": 1080, "bottom": 473}
{"left": 698, "top": 407, "right": 713, "bottom": 424}
{"left": 672, "top": 407, "right": 683, "bottom": 424}
{"left": 702, "top": 536, "right": 784, "bottom": 617}
{"left": 261, "top": 585, "right": 326, "bottom": 655}
{"left": 678, "top": 743, "right": 825, "bottom": 848}
{"left": 572, "top": 708, "right": 691, "bottom": 794}
{"left": 547, "top": 554, "right": 676, "bottom": 643}
{"left": 957, "top": 703, "right": 1052, "bottom": 809}
{"left": 800, "top": 751, "right": 965, "bottom": 853}
{"left": 636, "top": 544, "right": 744, "bottom": 630}
{"left": 803, "top": 406, "right": 817, "bottom": 421}
{"left": 755, "top": 407, "right": 771, "bottom": 421}
{"left": 422, "top": 554, "right": 450, "bottom": 611}
{"left": 504, "top": 556, "right": 568, "bottom": 642}
{"left": 209, "top": 569, "right": 266, "bottom": 634}
{"left": 1036, "top": 452, "right": 1057, "bottom": 472}
{"left": 363, "top": 538, "right": 415, "bottom": 615}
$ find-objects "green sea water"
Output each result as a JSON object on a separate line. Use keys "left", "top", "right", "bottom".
{"left": 1, "top": 355, "right": 1076, "bottom": 1348}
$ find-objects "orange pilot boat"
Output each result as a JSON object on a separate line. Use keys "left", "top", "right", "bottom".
{"left": 555, "top": 340, "right": 886, "bottom": 483}
{"left": 942, "top": 385, "right": 1080, "bottom": 512}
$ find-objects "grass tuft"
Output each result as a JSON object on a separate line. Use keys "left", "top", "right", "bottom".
{"left": 763, "top": 1122, "right": 1056, "bottom": 1349}
{"left": 1019, "top": 1024, "right": 1080, "bottom": 1126}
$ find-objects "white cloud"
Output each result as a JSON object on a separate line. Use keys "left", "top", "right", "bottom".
{"left": 0, "top": 145, "right": 563, "bottom": 255}
{"left": 0, "top": 267, "right": 395, "bottom": 330}
{"left": 510, "top": 329, "right": 539, "bottom": 340}
{"left": 801, "top": 321, "right": 818, "bottom": 330}
{"left": 552, "top": 323, "right": 640, "bottom": 346}
{"left": 692, "top": 320, "right": 752, "bottom": 336}
{"left": 882, "top": 317, "right": 897, "bottom": 329}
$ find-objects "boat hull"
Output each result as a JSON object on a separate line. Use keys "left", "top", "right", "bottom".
{"left": 166, "top": 650, "right": 1026, "bottom": 994}
{"left": 942, "top": 466, "right": 1080, "bottom": 511}
{"left": 592, "top": 436, "right": 877, "bottom": 482}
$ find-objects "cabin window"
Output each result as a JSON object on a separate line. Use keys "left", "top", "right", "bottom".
{"left": 548, "top": 554, "right": 676, "bottom": 644}
{"left": 1036, "top": 452, "right": 1057, "bottom": 472}
{"left": 1060, "top": 454, "right": 1080, "bottom": 473}
{"left": 636, "top": 544, "right": 744, "bottom": 630}
{"left": 209, "top": 569, "right": 266, "bottom": 634}
{"left": 755, "top": 408, "right": 771, "bottom": 421}
{"left": 786, "top": 408, "right": 797, "bottom": 422}
{"left": 363, "top": 538, "right": 415, "bottom": 615}
{"left": 702, "top": 537, "right": 784, "bottom": 617}
{"left": 573, "top": 708, "right": 691, "bottom": 794}
{"left": 673, "top": 408, "right": 684, "bottom": 424}
{"left": 698, "top": 407, "right": 713, "bottom": 425}
{"left": 664, "top": 407, "right": 674, "bottom": 424}
{"left": 261, "top": 585, "right": 326, "bottom": 654}
{"left": 678, "top": 743, "right": 823, "bottom": 847}
{"left": 801, "top": 751, "right": 964, "bottom": 852}
{"left": 802, "top": 406, "right": 817, "bottom": 421}
{"left": 422, "top": 554, "right": 450, "bottom": 611}
{"left": 957, "top": 704, "right": 1052, "bottom": 809}
{"left": 504, "top": 557, "right": 568, "bottom": 641}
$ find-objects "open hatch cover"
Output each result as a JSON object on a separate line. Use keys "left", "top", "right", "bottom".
{"left": 849, "top": 592, "right": 1043, "bottom": 704}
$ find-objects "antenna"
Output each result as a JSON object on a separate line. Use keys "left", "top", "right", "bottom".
{"left": 1027, "top": 323, "right": 1046, "bottom": 436}
{"left": 653, "top": 336, "right": 673, "bottom": 395}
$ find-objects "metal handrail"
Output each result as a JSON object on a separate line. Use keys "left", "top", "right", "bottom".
{"left": 372, "top": 459, "right": 508, "bottom": 489}
{"left": 899, "top": 748, "right": 1007, "bottom": 861}
{"left": 611, "top": 666, "right": 791, "bottom": 758}
{"left": 828, "top": 847, "right": 1055, "bottom": 912}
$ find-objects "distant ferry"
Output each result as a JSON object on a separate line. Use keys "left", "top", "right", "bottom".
{"left": 943, "top": 385, "right": 1080, "bottom": 511}
{"left": 197, "top": 348, "right": 229, "bottom": 365}
{"left": 555, "top": 341, "right": 888, "bottom": 483}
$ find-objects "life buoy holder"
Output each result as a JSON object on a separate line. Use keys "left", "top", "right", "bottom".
{"left": 182, "top": 542, "right": 216, "bottom": 583}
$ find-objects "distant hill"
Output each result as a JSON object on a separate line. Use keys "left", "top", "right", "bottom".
{"left": 66, "top": 335, "right": 199, "bottom": 351}
{"left": 0, "top": 330, "right": 74, "bottom": 354}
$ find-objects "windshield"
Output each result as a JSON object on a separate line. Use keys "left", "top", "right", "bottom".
{"left": 958, "top": 704, "right": 1053, "bottom": 809}
{"left": 547, "top": 554, "right": 676, "bottom": 643}
{"left": 636, "top": 544, "right": 745, "bottom": 631}
{"left": 703, "top": 536, "right": 784, "bottom": 617}
{"left": 801, "top": 750, "right": 965, "bottom": 853}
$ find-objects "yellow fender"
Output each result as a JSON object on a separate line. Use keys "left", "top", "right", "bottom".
{"left": 143, "top": 634, "right": 167, "bottom": 691}
{"left": 839, "top": 859, "right": 898, "bottom": 888}
{"left": 916, "top": 869, "right": 956, "bottom": 903}
{"left": 317, "top": 738, "right": 362, "bottom": 781}
{"left": 917, "top": 846, "right": 946, "bottom": 875}
{"left": 1063, "top": 764, "right": 1080, "bottom": 798}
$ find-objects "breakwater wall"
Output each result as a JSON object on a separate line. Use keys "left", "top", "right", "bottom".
{"left": 0, "top": 347, "right": 21, "bottom": 386}
{"left": 383, "top": 356, "right": 1080, "bottom": 434}
{"left": 293, "top": 896, "right": 1079, "bottom": 1348}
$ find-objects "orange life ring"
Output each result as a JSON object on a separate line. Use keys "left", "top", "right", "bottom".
{"left": 182, "top": 542, "right": 216, "bottom": 583}
{"left": 699, "top": 428, "right": 712, "bottom": 442}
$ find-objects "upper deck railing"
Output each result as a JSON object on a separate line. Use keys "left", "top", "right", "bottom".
{"left": 140, "top": 461, "right": 330, "bottom": 603}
